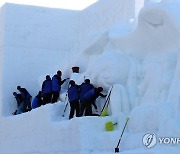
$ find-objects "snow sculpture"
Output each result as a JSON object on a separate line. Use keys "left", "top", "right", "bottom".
{"left": 125, "top": 2, "right": 180, "bottom": 137}
{"left": 69, "top": 1, "right": 180, "bottom": 138}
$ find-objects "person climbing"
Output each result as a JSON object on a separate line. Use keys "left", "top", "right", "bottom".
{"left": 68, "top": 80, "right": 80, "bottom": 119}
{"left": 32, "top": 91, "right": 42, "bottom": 109}
{"left": 82, "top": 87, "right": 106, "bottom": 116}
{"left": 17, "top": 86, "right": 32, "bottom": 111}
{"left": 79, "top": 79, "right": 94, "bottom": 116}
{"left": 12, "top": 92, "right": 25, "bottom": 115}
{"left": 51, "top": 70, "right": 67, "bottom": 103}
{"left": 41, "top": 75, "right": 52, "bottom": 105}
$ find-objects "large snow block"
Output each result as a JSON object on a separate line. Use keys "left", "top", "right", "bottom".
{"left": 77, "top": 0, "right": 135, "bottom": 52}
{"left": 4, "top": 3, "right": 79, "bottom": 51}
{"left": 0, "top": 104, "right": 118, "bottom": 154}
{"left": 0, "top": 3, "right": 79, "bottom": 116}
{"left": 0, "top": 5, "right": 5, "bottom": 47}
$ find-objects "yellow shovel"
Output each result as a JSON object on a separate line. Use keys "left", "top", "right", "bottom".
{"left": 105, "top": 121, "right": 118, "bottom": 131}
{"left": 100, "top": 108, "right": 108, "bottom": 117}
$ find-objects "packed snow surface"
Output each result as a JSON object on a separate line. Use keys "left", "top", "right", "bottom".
{"left": 1, "top": 0, "right": 180, "bottom": 154}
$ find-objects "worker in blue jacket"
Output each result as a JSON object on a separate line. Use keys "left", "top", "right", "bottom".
{"left": 51, "top": 70, "right": 67, "bottom": 103}
{"left": 17, "top": 86, "right": 32, "bottom": 111}
{"left": 13, "top": 92, "right": 25, "bottom": 115}
{"left": 68, "top": 80, "right": 80, "bottom": 119}
{"left": 32, "top": 91, "right": 42, "bottom": 109}
{"left": 41, "top": 75, "right": 52, "bottom": 105}
{"left": 83, "top": 87, "right": 106, "bottom": 116}
{"left": 79, "top": 79, "right": 94, "bottom": 116}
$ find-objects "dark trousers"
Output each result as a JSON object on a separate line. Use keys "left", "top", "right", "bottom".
{"left": 69, "top": 100, "right": 80, "bottom": 119}
{"left": 24, "top": 97, "right": 32, "bottom": 111}
{"left": 51, "top": 91, "right": 59, "bottom": 103}
{"left": 79, "top": 100, "right": 85, "bottom": 117}
{"left": 84, "top": 99, "right": 93, "bottom": 116}
{"left": 42, "top": 93, "right": 52, "bottom": 105}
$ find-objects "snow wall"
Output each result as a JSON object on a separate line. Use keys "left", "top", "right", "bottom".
{"left": 77, "top": 0, "right": 135, "bottom": 52}
{"left": 0, "top": 5, "right": 5, "bottom": 118}
{"left": 0, "top": 0, "right": 134, "bottom": 116}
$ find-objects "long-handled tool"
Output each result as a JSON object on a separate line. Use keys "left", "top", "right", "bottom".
{"left": 115, "top": 118, "right": 130, "bottom": 153}
{"left": 62, "top": 93, "right": 68, "bottom": 117}
{"left": 62, "top": 80, "right": 71, "bottom": 117}
{"left": 100, "top": 86, "right": 113, "bottom": 117}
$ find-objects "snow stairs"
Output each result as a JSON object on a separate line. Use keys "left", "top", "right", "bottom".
{"left": 0, "top": 102, "right": 120, "bottom": 154}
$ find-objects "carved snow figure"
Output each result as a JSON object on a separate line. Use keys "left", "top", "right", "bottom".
{"left": 69, "top": 2, "right": 180, "bottom": 138}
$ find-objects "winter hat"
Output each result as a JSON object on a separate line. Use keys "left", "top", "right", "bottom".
{"left": 97, "top": 87, "right": 103, "bottom": 92}
{"left": 57, "top": 70, "right": 62, "bottom": 76}
{"left": 69, "top": 80, "right": 75, "bottom": 85}
{"left": 46, "top": 75, "right": 51, "bottom": 80}
{"left": 13, "top": 92, "right": 17, "bottom": 96}
{"left": 72, "top": 66, "right": 79, "bottom": 73}
{"left": 17, "top": 86, "right": 21, "bottom": 90}
{"left": 85, "top": 79, "right": 90, "bottom": 83}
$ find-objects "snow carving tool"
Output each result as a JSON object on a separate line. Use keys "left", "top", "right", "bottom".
{"left": 105, "top": 121, "right": 117, "bottom": 131}
{"left": 62, "top": 93, "right": 68, "bottom": 117}
{"left": 62, "top": 81, "right": 70, "bottom": 117}
{"left": 100, "top": 86, "right": 113, "bottom": 117}
{"left": 115, "top": 118, "right": 130, "bottom": 153}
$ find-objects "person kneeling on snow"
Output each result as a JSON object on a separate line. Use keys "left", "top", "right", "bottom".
{"left": 17, "top": 86, "right": 32, "bottom": 111}
{"left": 13, "top": 92, "right": 25, "bottom": 115}
{"left": 68, "top": 80, "right": 80, "bottom": 119}
{"left": 83, "top": 87, "right": 106, "bottom": 116}
{"left": 32, "top": 91, "right": 42, "bottom": 109}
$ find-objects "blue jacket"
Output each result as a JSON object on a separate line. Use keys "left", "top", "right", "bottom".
{"left": 42, "top": 79, "right": 52, "bottom": 95}
{"left": 52, "top": 75, "right": 66, "bottom": 92}
{"left": 32, "top": 96, "right": 42, "bottom": 109}
{"left": 19, "top": 88, "right": 32, "bottom": 99}
{"left": 80, "top": 83, "right": 94, "bottom": 101}
{"left": 68, "top": 85, "right": 79, "bottom": 102}
{"left": 83, "top": 88, "right": 105, "bottom": 102}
